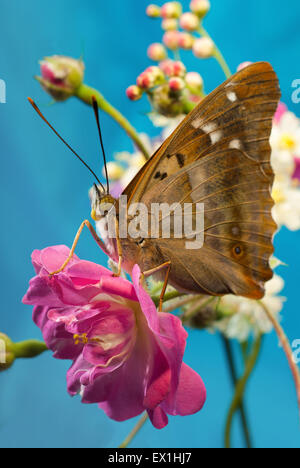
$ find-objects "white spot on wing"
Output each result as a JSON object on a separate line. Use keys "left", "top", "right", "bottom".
{"left": 192, "top": 116, "right": 204, "bottom": 128}
{"left": 229, "top": 139, "right": 242, "bottom": 150}
{"left": 201, "top": 122, "right": 222, "bottom": 145}
{"left": 227, "top": 91, "right": 237, "bottom": 102}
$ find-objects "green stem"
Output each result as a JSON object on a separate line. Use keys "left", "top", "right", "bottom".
{"left": 221, "top": 336, "right": 252, "bottom": 449}
{"left": 119, "top": 412, "right": 149, "bottom": 448}
{"left": 224, "top": 335, "right": 263, "bottom": 449}
{"left": 152, "top": 290, "right": 185, "bottom": 307}
{"left": 13, "top": 340, "right": 48, "bottom": 359}
{"left": 198, "top": 25, "right": 232, "bottom": 79}
{"left": 75, "top": 84, "right": 150, "bottom": 160}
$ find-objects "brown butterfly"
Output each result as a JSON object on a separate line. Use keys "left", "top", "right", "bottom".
{"left": 29, "top": 61, "right": 281, "bottom": 309}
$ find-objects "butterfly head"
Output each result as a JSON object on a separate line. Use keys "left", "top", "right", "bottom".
{"left": 90, "top": 183, "right": 116, "bottom": 221}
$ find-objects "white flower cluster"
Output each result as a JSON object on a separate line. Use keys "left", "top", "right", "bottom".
{"left": 213, "top": 275, "right": 285, "bottom": 342}
{"left": 271, "top": 110, "right": 300, "bottom": 231}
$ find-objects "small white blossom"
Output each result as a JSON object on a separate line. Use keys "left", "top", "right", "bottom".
{"left": 213, "top": 275, "right": 285, "bottom": 342}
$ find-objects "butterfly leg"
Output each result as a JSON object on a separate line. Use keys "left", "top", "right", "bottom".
{"left": 142, "top": 261, "right": 172, "bottom": 312}
{"left": 49, "top": 220, "right": 108, "bottom": 276}
{"left": 113, "top": 215, "right": 123, "bottom": 277}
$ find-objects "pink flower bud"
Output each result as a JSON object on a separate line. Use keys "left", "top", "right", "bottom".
{"left": 160, "top": 60, "right": 186, "bottom": 77}
{"left": 126, "top": 85, "right": 143, "bottom": 101}
{"left": 173, "top": 60, "right": 187, "bottom": 77}
{"left": 38, "top": 55, "right": 85, "bottom": 101}
{"left": 185, "top": 71, "right": 204, "bottom": 94}
{"left": 237, "top": 61, "right": 253, "bottom": 71}
{"left": 193, "top": 37, "right": 215, "bottom": 58}
{"left": 190, "top": 0, "right": 211, "bottom": 17}
{"left": 178, "top": 32, "right": 194, "bottom": 49}
{"left": 180, "top": 12, "right": 200, "bottom": 31}
{"left": 161, "top": 2, "right": 182, "bottom": 19}
{"left": 162, "top": 18, "right": 178, "bottom": 31}
{"left": 137, "top": 72, "right": 154, "bottom": 89}
{"left": 169, "top": 77, "right": 185, "bottom": 92}
{"left": 163, "top": 30, "right": 180, "bottom": 50}
{"left": 146, "top": 4, "right": 161, "bottom": 17}
{"left": 146, "top": 66, "right": 165, "bottom": 84}
{"left": 147, "top": 43, "right": 167, "bottom": 61}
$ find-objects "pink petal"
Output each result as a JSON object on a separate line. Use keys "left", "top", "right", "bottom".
{"left": 148, "top": 407, "right": 168, "bottom": 429}
{"left": 162, "top": 363, "right": 206, "bottom": 416}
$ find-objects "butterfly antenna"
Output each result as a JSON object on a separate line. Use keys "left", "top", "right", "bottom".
{"left": 91, "top": 96, "right": 110, "bottom": 193}
{"left": 27, "top": 97, "right": 105, "bottom": 191}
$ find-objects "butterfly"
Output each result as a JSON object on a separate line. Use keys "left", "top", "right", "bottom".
{"left": 29, "top": 61, "right": 281, "bottom": 309}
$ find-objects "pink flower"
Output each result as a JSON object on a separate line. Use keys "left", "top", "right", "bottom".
{"left": 23, "top": 246, "right": 206, "bottom": 429}
{"left": 293, "top": 156, "right": 300, "bottom": 182}
{"left": 274, "top": 102, "right": 288, "bottom": 125}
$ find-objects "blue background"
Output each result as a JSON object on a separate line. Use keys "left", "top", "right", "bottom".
{"left": 0, "top": 0, "right": 299, "bottom": 448}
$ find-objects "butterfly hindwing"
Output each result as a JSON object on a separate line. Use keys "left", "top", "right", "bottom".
{"left": 140, "top": 148, "right": 276, "bottom": 298}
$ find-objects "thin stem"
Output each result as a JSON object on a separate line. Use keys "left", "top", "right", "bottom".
{"left": 75, "top": 84, "right": 150, "bottom": 160}
{"left": 225, "top": 335, "right": 263, "bottom": 449}
{"left": 119, "top": 412, "right": 149, "bottom": 448}
{"left": 221, "top": 335, "right": 252, "bottom": 449}
{"left": 198, "top": 25, "right": 232, "bottom": 79}
{"left": 259, "top": 301, "right": 300, "bottom": 418}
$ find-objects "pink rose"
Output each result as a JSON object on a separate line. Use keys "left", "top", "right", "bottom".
{"left": 23, "top": 246, "right": 206, "bottom": 428}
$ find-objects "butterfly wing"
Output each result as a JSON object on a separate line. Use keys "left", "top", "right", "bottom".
{"left": 140, "top": 148, "right": 276, "bottom": 298}
{"left": 123, "top": 62, "right": 280, "bottom": 299}
{"left": 123, "top": 62, "right": 280, "bottom": 202}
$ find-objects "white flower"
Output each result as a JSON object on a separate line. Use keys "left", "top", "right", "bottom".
{"left": 270, "top": 110, "right": 300, "bottom": 231}
{"left": 214, "top": 275, "right": 285, "bottom": 342}
{"left": 272, "top": 177, "right": 300, "bottom": 231}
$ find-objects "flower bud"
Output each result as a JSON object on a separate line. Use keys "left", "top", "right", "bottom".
{"left": 149, "top": 83, "right": 185, "bottom": 117}
{"left": 180, "top": 12, "right": 200, "bottom": 31}
{"left": 190, "top": 0, "right": 211, "bottom": 17}
{"left": 193, "top": 37, "right": 215, "bottom": 58}
{"left": 169, "top": 77, "right": 185, "bottom": 92}
{"left": 163, "top": 30, "right": 180, "bottom": 50}
{"left": 137, "top": 72, "right": 154, "bottom": 89}
{"left": 37, "top": 55, "right": 85, "bottom": 101}
{"left": 146, "top": 66, "right": 165, "bottom": 84}
{"left": 147, "top": 43, "right": 167, "bottom": 61}
{"left": 0, "top": 333, "right": 15, "bottom": 371}
{"left": 146, "top": 4, "right": 161, "bottom": 17}
{"left": 160, "top": 59, "right": 186, "bottom": 77}
{"left": 185, "top": 71, "right": 204, "bottom": 94}
{"left": 178, "top": 32, "right": 195, "bottom": 49}
{"left": 237, "top": 61, "right": 253, "bottom": 72}
{"left": 162, "top": 18, "right": 178, "bottom": 31}
{"left": 161, "top": 2, "right": 182, "bottom": 19}
{"left": 126, "top": 85, "right": 143, "bottom": 101}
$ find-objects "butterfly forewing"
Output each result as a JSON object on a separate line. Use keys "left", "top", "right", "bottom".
{"left": 122, "top": 62, "right": 280, "bottom": 299}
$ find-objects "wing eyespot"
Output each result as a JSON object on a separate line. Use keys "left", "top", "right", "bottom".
{"left": 232, "top": 245, "right": 244, "bottom": 258}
